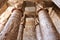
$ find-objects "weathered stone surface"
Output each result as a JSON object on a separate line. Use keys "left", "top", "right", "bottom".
{"left": 8, "top": 0, "right": 23, "bottom": 6}
{"left": 23, "top": 18, "right": 36, "bottom": 40}
{"left": 38, "top": 9, "right": 58, "bottom": 40}
{"left": 35, "top": 18, "right": 42, "bottom": 40}
{"left": 25, "top": 7, "right": 35, "bottom": 12}
{"left": 24, "top": 2, "right": 36, "bottom": 17}
{"left": 0, "top": 7, "right": 14, "bottom": 32}
{"left": 48, "top": 7, "right": 60, "bottom": 34}
{"left": 17, "top": 22, "right": 24, "bottom": 40}
{"left": 17, "top": 15, "right": 25, "bottom": 40}
{"left": 0, "top": 0, "right": 8, "bottom": 8}
{"left": 24, "top": 0, "right": 37, "bottom": 2}
{"left": 0, "top": 0, "right": 60, "bottom": 40}
{"left": 0, "top": 3, "right": 8, "bottom": 15}
{"left": 0, "top": 9, "right": 22, "bottom": 40}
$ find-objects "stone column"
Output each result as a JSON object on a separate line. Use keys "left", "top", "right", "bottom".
{"left": 38, "top": 9, "right": 58, "bottom": 40}
{"left": 35, "top": 18, "right": 42, "bottom": 40}
{"left": 23, "top": 17, "right": 36, "bottom": 40}
{"left": 23, "top": 1, "right": 36, "bottom": 40}
{"left": 17, "top": 15, "right": 25, "bottom": 40}
{"left": 0, "top": 7, "right": 14, "bottom": 32}
{"left": 0, "top": 7, "right": 23, "bottom": 40}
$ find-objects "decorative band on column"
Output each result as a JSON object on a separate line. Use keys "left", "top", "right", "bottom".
{"left": 37, "top": 8, "right": 48, "bottom": 13}
{"left": 12, "top": 8, "right": 23, "bottom": 13}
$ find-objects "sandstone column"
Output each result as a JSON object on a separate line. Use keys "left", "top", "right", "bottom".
{"left": 35, "top": 18, "right": 42, "bottom": 40}
{"left": 23, "top": 1, "right": 36, "bottom": 40}
{"left": 23, "top": 17, "right": 36, "bottom": 40}
{"left": 35, "top": 3, "right": 43, "bottom": 40}
{"left": 0, "top": 6, "right": 23, "bottom": 40}
{"left": 38, "top": 9, "right": 58, "bottom": 40}
{"left": 17, "top": 15, "right": 25, "bottom": 40}
{"left": 0, "top": 7, "right": 14, "bottom": 32}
